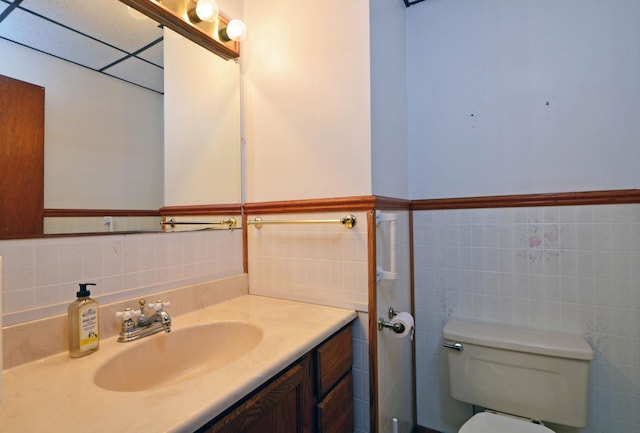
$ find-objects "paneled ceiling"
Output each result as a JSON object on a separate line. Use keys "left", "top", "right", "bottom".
{"left": 0, "top": 0, "right": 164, "bottom": 93}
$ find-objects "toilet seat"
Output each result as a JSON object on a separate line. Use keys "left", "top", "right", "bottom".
{"left": 459, "top": 412, "right": 555, "bottom": 433}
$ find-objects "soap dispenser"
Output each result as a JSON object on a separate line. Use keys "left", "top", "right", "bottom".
{"left": 68, "top": 283, "right": 99, "bottom": 358}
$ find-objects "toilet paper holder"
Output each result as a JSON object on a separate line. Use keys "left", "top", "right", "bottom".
{"left": 378, "top": 307, "right": 405, "bottom": 333}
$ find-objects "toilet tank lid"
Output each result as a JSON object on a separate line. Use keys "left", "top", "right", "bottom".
{"left": 443, "top": 319, "right": 594, "bottom": 360}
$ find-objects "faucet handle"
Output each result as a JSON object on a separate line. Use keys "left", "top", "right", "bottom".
{"left": 116, "top": 308, "right": 141, "bottom": 321}
{"left": 148, "top": 300, "right": 171, "bottom": 311}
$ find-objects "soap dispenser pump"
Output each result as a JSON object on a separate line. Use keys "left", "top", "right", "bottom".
{"left": 68, "top": 283, "right": 99, "bottom": 358}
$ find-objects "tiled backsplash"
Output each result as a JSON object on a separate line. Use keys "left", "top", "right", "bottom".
{"left": 414, "top": 204, "right": 640, "bottom": 433}
{"left": 247, "top": 211, "right": 369, "bottom": 311}
{"left": 0, "top": 229, "right": 244, "bottom": 325}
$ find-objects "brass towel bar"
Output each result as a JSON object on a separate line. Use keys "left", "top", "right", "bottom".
{"left": 248, "top": 214, "right": 356, "bottom": 229}
{"left": 161, "top": 218, "right": 237, "bottom": 228}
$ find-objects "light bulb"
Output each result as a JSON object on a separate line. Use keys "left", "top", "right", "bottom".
{"left": 220, "top": 19, "right": 247, "bottom": 42}
{"left": 195, "top": 0, "right": 219, "bottom": 23}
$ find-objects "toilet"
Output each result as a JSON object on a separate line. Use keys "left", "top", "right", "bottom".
{"left": 442, "top": 319, "right": 594, "bottom": 432}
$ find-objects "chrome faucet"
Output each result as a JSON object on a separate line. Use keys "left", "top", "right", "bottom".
{"left": 116, "top": 299, "right": 171, "bottom": 342}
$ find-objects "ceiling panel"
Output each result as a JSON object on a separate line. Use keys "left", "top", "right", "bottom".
{"left": 21, "top": 0, "right": 162, "bottom": 54}
{"left": 0, "top": 0, "right": 163, "bottom": 93}
{"left": 0, "top": 8, "right": 126, "bottom": 69}
{"left": 106, "top": 56, "right": 164, "bottom": 93}
{"left": 135, "top": 38, "right": 163, "bottom": 66}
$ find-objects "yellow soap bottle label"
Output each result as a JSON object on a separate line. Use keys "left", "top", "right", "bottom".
{"left": 78, "top": 303, "right": 99, "bottom": 351}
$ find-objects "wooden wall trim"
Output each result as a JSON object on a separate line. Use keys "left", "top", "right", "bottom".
{"left": 44, "top": 209, "right": 160, "bottom": 217}
{"left": 412, "top": 189, "right": 640, "bottom": 211}
{"left": 373, "top": 196, "right": 412, "bottom": 210}
{"left": 244, "top": 189, "right": 640, "bottom": 216}
{"left": 409, "top": 210, "right": 418, "bottom": 428}
{"left": 159, "top": 204, "right": 242, "bottom": 216}
{"left": 244, "top": 196, "right": 377, "bottom": 214}
{"left": 242, "top": 189, "right": 640, "bottom": 214}
{"left": 366, "top": 210, "right": 379, "bottom": 433}
{"left": 46, "top": 189, "right": 638, "bottom": 219}
{"left": 243, "top": 195, "right": 411, "bottom": 214}
{"left": 45, "top": 205, "right": 243, "bottom": 219}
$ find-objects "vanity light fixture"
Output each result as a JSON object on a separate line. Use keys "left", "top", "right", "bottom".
{"left": 120, "top": 0, "right": 246, "bottom": 60}
{"left": 220, "top": 18, "right": 247, "bottom": 42}
{"left": 188, "top": 0, "right": 219, "bottom": 24}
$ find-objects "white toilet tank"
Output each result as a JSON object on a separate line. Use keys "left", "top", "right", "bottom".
{"left": 443, "top": 319, "right": 594, "bottom": 428}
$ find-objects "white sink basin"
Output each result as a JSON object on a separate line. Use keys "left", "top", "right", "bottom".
{"left": 94, "top": 321, "right": 263, "bottom": 392}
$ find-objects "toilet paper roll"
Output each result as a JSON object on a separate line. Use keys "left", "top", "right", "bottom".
{"left": 390, "top": 312, "right": 414, "bottom": 339}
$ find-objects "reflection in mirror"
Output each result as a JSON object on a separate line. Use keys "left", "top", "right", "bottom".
{"left": 163, "top": 27, "right": 241, "bottom": 209}
{"left": 0, "top": 0, "right": 241, "bottom": 236}
{"left": 0, "top": 0, "right": 164, "bottom": 92}
{"left": 0, "top": 0, "right": 164, "bottom": 234}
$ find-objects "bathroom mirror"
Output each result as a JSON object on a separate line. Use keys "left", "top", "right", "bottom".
{"left": 0, "top": 0, "right": 241, "bottom": 236}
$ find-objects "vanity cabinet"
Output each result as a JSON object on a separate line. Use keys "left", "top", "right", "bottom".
{"left": 197, "top": 324, "right": 353, "bottom": 433}
{"left": 314, "top": 325, "right": 354, "bottom": 433}
{"left": 202, "top": 356, "right": 313, "bottom": 433}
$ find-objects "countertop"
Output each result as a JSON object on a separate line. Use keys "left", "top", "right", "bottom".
{"left": 0, "top": 295, "right": 357, "bottom": 432}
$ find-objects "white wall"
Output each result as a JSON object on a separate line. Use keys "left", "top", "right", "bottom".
{"left": 243, "top": 0, "right": 373, "bottom": 203}
{"left": 370, "top": 0, "right": 410, "bottom": 200}
{"left": 0, "top": 38, "right": 163, "bottom": 210}
{"left": 407, "top": 0, "right": 640, "bottom": 199}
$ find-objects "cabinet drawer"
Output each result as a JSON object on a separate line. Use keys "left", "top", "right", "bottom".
{"left": 316, "top": 371, "right": 354, "bottom": 433}
{"left": 315, "top": 325, "right": 353, "bottom": 399}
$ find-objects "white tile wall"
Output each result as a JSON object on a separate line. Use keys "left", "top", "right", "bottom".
{"left": 247, "top": 211, "right": 370, "bottom": 433}
{"left": 0, "top": 229, "right": 244, "bottom": 325}
{"left": 353, "top": 311, "right": 371, "bottom": 433}
{"left": 414, "top": 204, "right": 640, "bottom": 433}
{"left": 247, "top": 211, "right": 369, "bottom": 311}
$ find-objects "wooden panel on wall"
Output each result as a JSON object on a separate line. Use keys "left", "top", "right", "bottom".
{"left": 159, "top": 204, "right": 242, "bottom": 216}
{"left": 44, "top": 209, "right": 160, "bottom": 217}
{"left": 244, "top": 195, "right": 410, "bottom": 215}
{"left": 412, "top": 189, "right": 640, "bottom": 211}
{"left": 0, "top": 74, "right": 44, "bottom": 239}
{"left": 244, "top": 196, "right": 377, "bottom": 214}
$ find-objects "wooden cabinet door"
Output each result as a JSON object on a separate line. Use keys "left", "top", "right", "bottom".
{"left": 315, "top": 325, "right": 353, "bottom": 399}
{"left": 316, "top": 371, "right": 354, "bottom": 433}
{"left": 314, "top": 325, "right": 354, "bottom": 433}
{"left": 0, "top": 74, "right": 44, "bottom": 239}
{"left": 201, "top": 357, "right": 312, "bottom": 433}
